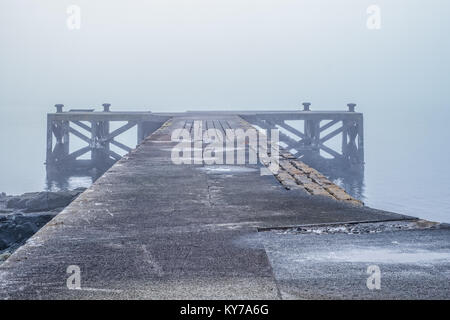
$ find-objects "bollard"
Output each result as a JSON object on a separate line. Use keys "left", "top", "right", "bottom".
{"left": 55, "top": 104, "right": 64, "bottom": 113}
{"left": 302, "top": 102, "right": 311, "bottom": 111}
{"left": 347, "top": 103, "right": 356, "bottom": 112}
{"left": 102, "top": 103, "right": 111, "bottom": 112}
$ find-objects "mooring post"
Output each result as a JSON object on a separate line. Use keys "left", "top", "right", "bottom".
{"left": 102, "top": 103, "right": 111, "bottom": 112}
{"left": 55, "top": 104, "right": 64, "bottom": 113}
{"left": 347, "top": 103, "right": 356, "bottom": 112}
{"left": 302, "top": 102, "right": 311, "bottom": 111}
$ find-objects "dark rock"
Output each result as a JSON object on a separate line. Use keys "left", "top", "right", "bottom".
{"left": 6, "top": 193, "right": 39, "bottom": 209}
{"left": 0, "top": 238, "right": 8, "bottom": 251}
{"left": 14, "top": 222, "right": 38, "bottom": 239}
{"left": 6, "top": 188, "right": 86, "bottom": 212}
{"left": 0, "top": 212, "right": 58, "bottom": 255}
{"left": 1, "top": 188, "right": 86, "bottom": 264}
{"left": 0, "top": 220, "right": 20, "bottom": 250}
{"left": 25, "top": 192, "right": 69, "bottom": 212}
{"left": 0, "top": 252, "right": 11, "bottom": 262}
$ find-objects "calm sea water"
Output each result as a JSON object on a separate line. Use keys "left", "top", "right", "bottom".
{"left": 0, "top": 106, "right": 449, "bottom": 223}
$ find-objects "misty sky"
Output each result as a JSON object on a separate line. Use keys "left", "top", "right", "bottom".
{"left": 0, "top": 0, "right": 449, "bottom": 221}
{"left": 1, "top": 0, "right": 449, "bottom": 110}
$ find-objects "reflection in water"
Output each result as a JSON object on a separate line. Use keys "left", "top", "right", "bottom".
{"left": 45, "top": 151, "right": 364, "bottom": 202}
{"left": 240, "top": 115, "right": 365, "bottom": 202}
{"left": 46, "top": 165, "right": 111, "bottom": 192}
{"left": 299, "top": 154, "right": 365, "bottom": 201}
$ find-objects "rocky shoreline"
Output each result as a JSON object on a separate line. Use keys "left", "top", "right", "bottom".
{"left": 0, "top": 188, "right": 86, "bottom": 264}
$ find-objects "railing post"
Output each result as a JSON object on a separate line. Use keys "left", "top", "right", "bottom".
{"left": 302, "top": 102, "right": 319, "bottom": 151}
{"left": 357, "top": 114, "right": 364, "bottom": 164}
{"left": 137, "top": 122, "right": 144, "bottom": 144}
{"left": 54, "top": 105, "right": 70, "bottom": 159}
{"left": 312, "top": 120, "right": 320, "bottom": 152}
{"left": 342, "top": 119, "right": 348, "bottom": 157}
{"left": 91, "top": 120, "right": 98, "bottom": 165}
{"left": 101, "top": 103, "right": 111, "bottom": 162}
{"left": 50, "top": 105, "right": 69, "bottom": 164}
{"left": 62, "top": 120, "right": 70, "bottom": 157}
{"left": 46, "top": 114, "right": 54, "bottom": 165}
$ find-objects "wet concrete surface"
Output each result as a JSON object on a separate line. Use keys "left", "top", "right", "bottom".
{"left": 0, "top": 115, "right": 447, "bottom": 299}
{"left": 253, "top": 226, "right": 450, "bottom": 299}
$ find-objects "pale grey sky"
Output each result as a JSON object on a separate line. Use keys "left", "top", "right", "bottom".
{"left": 1, "top": 0, "right": 448, "bottom": 111}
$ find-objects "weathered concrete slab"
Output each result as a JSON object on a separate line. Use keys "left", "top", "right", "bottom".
{"left": 0, "top": 115, "right": 415, "bottom": 299}
{"left": 254, "top": 225, "right": 450, "bottom": 299}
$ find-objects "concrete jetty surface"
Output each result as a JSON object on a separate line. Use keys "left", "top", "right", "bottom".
{"left": 1, "top": 115, "right": 449, "bottom": 299}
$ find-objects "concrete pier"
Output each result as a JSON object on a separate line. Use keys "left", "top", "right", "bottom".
{"left": 1, "top": 114, "right": 449, "bottom": 299}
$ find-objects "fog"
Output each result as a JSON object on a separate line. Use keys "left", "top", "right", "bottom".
{"left": 0, "top": 0, "right": 449, "bottom": 221}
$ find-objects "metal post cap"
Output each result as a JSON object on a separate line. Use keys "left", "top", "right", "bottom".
{"left": 102, "top": 103, "right": 111, "bottom": 112}
{"left": 54, "top": 104, "right": 64, "bottom": 113}
{"left": 302, "top": 102, "right": 311, "bottom": 111}
{"left": 347, "top": 103, "right": 356, "bottom": 112}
